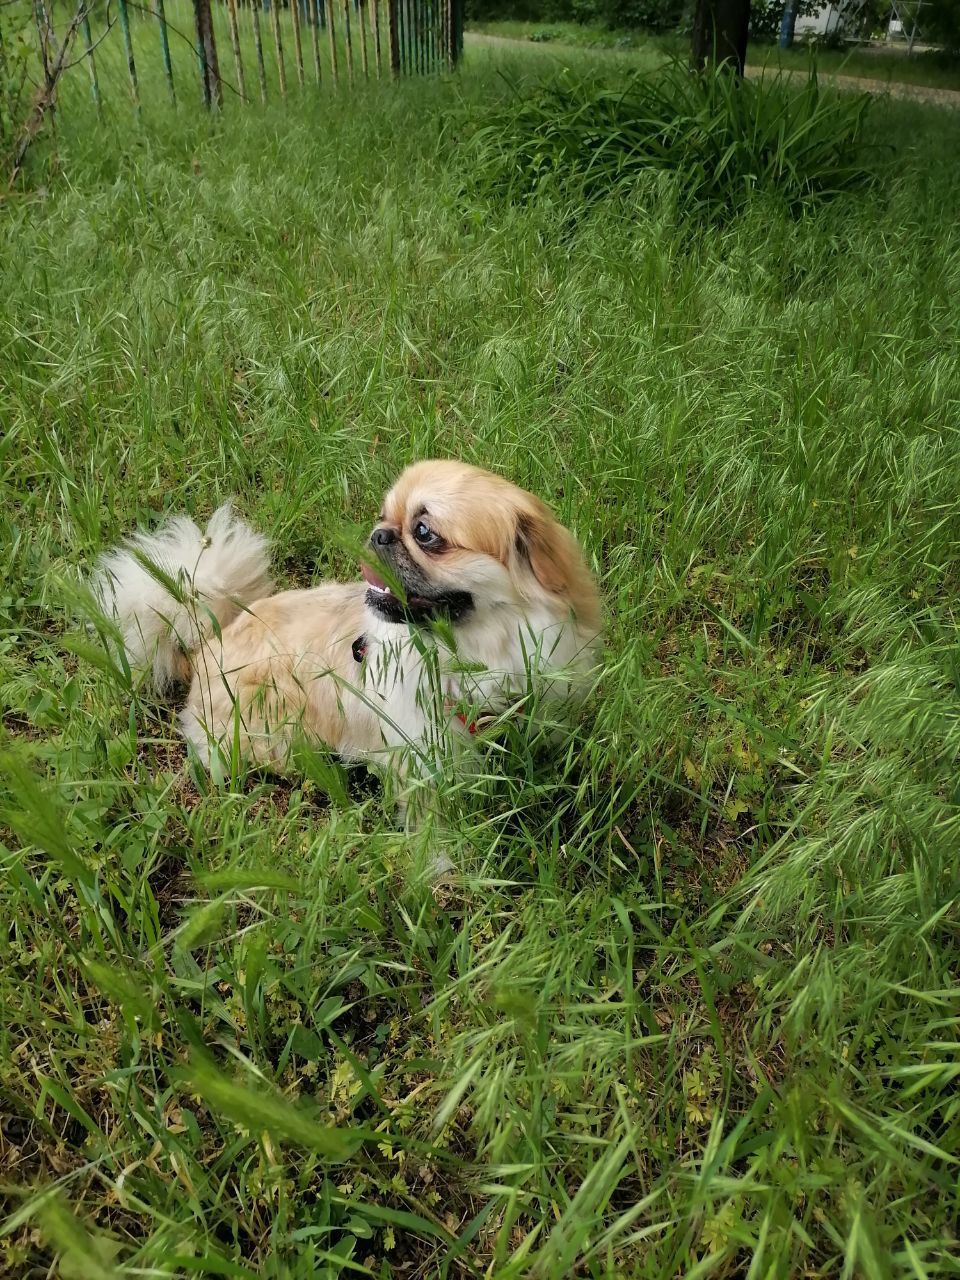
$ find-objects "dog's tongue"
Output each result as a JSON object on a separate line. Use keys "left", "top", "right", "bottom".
{"left": 361, "top": 562, "right": 389, "bottom": 591}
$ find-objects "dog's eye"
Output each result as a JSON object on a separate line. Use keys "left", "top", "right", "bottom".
{"left": 412, "top": 521, "right": 440, "bottom": 548}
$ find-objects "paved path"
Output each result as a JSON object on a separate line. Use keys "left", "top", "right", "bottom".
{"left": 465, "top": 31, "right": 960, "bottom": 109}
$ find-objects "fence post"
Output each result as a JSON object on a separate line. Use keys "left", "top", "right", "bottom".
{"left": 358, "top": 0, "right": 369, "bottom": 77}
{"left": 290, "top": 0, "right": 305, "bottom": 87}
{"left": 193, "top": 0, "right": 223, "bottom": 107}
{"left": 155, "top": 0, "right": 176, "bottom": 102}
{"left": 370, "top": 0, "right": 382, "bottom": 76}
{"left": 80, "top": 6, "right": 103, "bottom": 118}
{"left": 388, "top": 0, "right": 399, "bottom": 74}
{"left": 115, "top": 0, "right": 141, "bottom": 111}
{"left": 325, "top": 0, "right": 339, "bottom": 85}
{"left": 446, "top": 0, "right": 460, "bottom": 66}
{"left": 342, "top": 0, "right": 354, "bottom": 83}
{"left": 270, "top": 0, "right": 287, "bottom": 95}
{"left": 250, "top": 0, "right": 268, "bottom": 101}
{"left": 310, "top": 0, "right": 322, "bottom": 83}
{"left": 225, "top": 0, "right": 246, "bottom": 99}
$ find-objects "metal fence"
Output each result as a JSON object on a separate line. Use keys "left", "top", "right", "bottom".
{"left": 2, "top": 0, "right": 463, "bottom": 179}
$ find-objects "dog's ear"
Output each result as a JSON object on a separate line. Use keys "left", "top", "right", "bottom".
{"left": 515, "top": 507, "right": 576, "bottom": 597}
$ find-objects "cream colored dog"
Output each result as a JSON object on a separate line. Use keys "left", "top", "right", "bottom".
{"left": 93, "top": 460, "right": 601, "bottom": 831}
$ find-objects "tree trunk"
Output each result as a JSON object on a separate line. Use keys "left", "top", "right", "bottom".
{"left": 691, "top": 0, "right": 751, "bottom": 77}
{"left": 779, "top": 0, "right": 798, "bottom": 49}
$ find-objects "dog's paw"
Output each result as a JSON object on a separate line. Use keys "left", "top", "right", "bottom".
{"left": 426, "top": 847, "right": 456, "bottom": 883}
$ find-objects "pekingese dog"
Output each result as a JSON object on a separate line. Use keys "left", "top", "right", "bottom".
{"left": 93, "top": 460, "right": 601, "bottom": 845}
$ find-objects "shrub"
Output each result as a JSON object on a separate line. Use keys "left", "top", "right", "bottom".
{"left": 0, "top": 1, "right": 33, "bottom": 168}
{"left": 461, "top": 62, "right": 875, "bottom": 218}
{"left": 594, "top": 0, "right": 688, "bottom": 32}
{"left": 925, "top": 0, "right": 960, "bottom": 52}
{"left": 749, "top": 0, "right": 821, "bottom": 41}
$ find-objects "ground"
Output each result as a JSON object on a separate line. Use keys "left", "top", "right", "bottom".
{"left": 1, "top": 14, "right": 959, "bottom": 1280}
{"left": 466, "top": 18, "right": 960, "bottom": 94}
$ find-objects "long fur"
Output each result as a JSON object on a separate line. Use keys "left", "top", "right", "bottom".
{"left": 91, "top": 464, "right": 601, "bottom": 843}
{"left": 91, "top": 504, "right": 273, "bottom": 692}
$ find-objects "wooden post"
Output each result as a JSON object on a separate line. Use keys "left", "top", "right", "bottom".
{"left": 357, "top": 0, "right": 369, "bottom": 77}
{"left": 80, "top": 7, "right": 103, "bottom": 118}
{"left": 193, "top": 0, "right": 223, "bottom": 107}
{"left": 310, "top": 0, "right": 322, "bottom": 83}
{"left": 326, "top": 0, "right": 339, "bottom": 85}
{"left": 250, "top": 0, "right": 268, "bottom": 100}
{"left": 270, "top": 0, "right": 287, "bottom": 95}
{"left": 387, "top": 0, "right": 399, "bottom": 75}
{"left": 290, "top": 0, "right": 305, "bottom": 87}
{"left": 226, "top": 0, "right": 246, "bottom": 100}
{"left": 116, "top": 0, "right": 141, "bottom": 110}
{"left": 370, "top": 0, "right": 382, "bottom": 77}
{"left": 342, "top": 0, "right": 354, "bottom": 83}
{"left": 156, "top": 0, "right": 176, "bottom": 102}
{"left": 446, "top": 0, "right": 459, "bottom": 67}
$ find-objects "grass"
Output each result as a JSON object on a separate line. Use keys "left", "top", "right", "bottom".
{"left": 2, "top": 19, "right": 960, "bottom": 1279}
{"left": 461, "top": 62, "right": 874, "bottom": 215}
{"left": 466, "top": 20, "right": 960, "bottom": 91}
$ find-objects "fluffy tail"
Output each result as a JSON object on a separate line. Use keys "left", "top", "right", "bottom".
{"left": 92, "top": 504, "right": 273, "bottom": 692}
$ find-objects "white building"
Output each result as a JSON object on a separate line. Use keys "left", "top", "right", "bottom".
{"left": 793, "top": 1, "right": 925, "bottom": 41}
{"left": 794, "top": 5, "right": 843, "bottom": 37}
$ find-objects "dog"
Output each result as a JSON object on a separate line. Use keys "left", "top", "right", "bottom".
{"left": 92, "top": 460, "right": 601, "bottom": 844}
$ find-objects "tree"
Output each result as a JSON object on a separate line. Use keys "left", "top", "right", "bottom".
{"left": 691, "top": 0, "right": 751, "bottom": 76}
{"left": 923, "top": 0, "right": 960, "bottom": 52}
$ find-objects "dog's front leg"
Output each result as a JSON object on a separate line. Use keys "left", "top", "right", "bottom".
{"left": 381, "top": 733, "right": 468, "bottom": 884}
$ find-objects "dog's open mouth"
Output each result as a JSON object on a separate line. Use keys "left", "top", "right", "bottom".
{"left": 361, "top": 561, "right": 431, "bottom": 608}
{"left": 361, "top": 562, "right": 473, "bottom": 623}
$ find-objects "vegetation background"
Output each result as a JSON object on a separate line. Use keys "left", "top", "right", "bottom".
{"left": 1, "top": 1, "right": 959, "bottom": 1276}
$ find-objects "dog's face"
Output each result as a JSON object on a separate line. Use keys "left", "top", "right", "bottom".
{"left": 362, "top": 460, "right": 600, "bottom": 632}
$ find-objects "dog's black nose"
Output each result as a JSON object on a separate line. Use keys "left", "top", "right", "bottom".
{"left": 372, "top": 526, "right": 398, "bottom": 547}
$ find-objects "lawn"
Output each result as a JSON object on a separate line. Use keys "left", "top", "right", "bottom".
{"left": 1, "top": 22, "right": 960, "bottom": 1280}
{"left": 466, "top": 20, "right": 960, "bottom": 91}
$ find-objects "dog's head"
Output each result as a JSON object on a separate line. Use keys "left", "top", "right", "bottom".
{"left": 362, "top": 460, "right": 600, "bottom": 633}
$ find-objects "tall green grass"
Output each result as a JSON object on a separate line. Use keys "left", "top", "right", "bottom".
{"left": 460, "top": 62, "right": 875, "bottom": 214}
{"left": 1, "top": 37, "right": 959, "bottom": 1279}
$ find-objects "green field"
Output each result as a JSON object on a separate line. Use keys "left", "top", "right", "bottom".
{"left": 466, "top": 20, "right": 960, "bottom": 91}
{"left": 2, "top": 23, "right": 960, "bottom": 1280}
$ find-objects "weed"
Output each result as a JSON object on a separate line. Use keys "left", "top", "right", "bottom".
{"left": 461, "top": 60, "right": 875, "bottom": 215}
